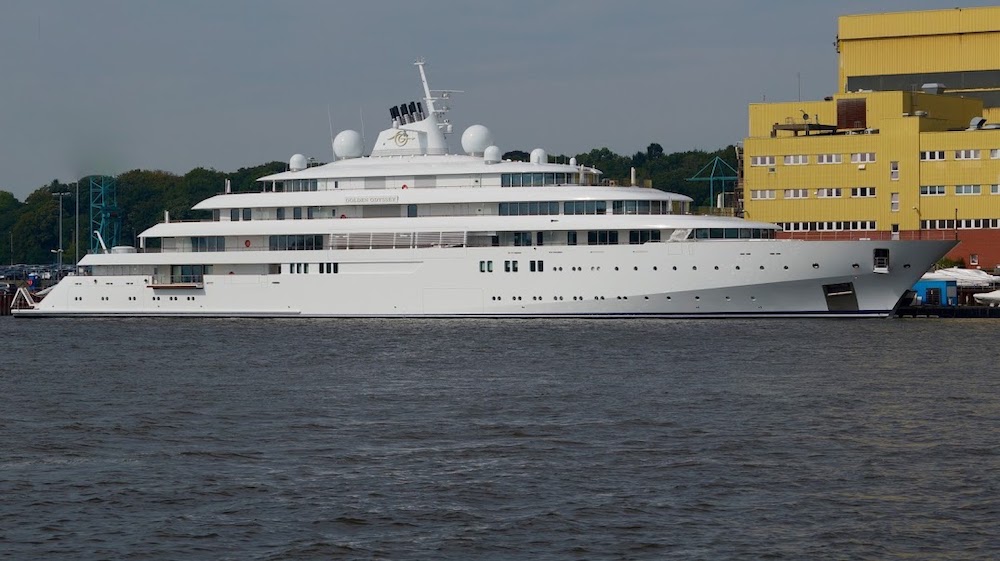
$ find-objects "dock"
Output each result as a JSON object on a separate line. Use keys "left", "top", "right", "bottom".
{"left": 895, "top": 305, "right": 1000, "bottom": 318}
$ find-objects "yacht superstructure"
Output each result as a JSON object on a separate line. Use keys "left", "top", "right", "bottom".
{"left": 14, "top": 61, "right": 955, "bottom": 318}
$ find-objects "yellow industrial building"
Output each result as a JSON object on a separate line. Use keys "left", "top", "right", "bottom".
{"left": 743, "top": 6, "right": 1000, "bottom": 269}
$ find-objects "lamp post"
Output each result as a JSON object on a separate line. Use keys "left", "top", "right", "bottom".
{"left": 75, "top": 181, "right": 80, "bottom": 266}
{"left": 52, "top": 192, "right": 69, "bottom": 278}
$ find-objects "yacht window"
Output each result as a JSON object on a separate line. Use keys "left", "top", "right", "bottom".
{"left": 276, "top": 208, "right": 285, "bottom": 220}
{"left": 191, "top": 236, "right": 226, "bottom": 252}
{"left": 242, "top": 208, "right": 252, "bottom": 221}
{"left": 308, "top": 206, "right": 318, "bottom": 219}
{"left": 536, "top": 232, "right": 544, "bottom": 246}
{"left": 230, "top": 208, "right": 239, "bottom": 221}
{"left": 587, "top": 230, "right": 619, "bottom": 245}
{"left": 407, "top": 204, "right": 417, "bottom": 217}
{"left": 293, "top": 207, "right": 303, "bottom": 220}
{"left": 544, "top": 173, "right": 555, "bottom": 185}
{"left": 513, "top": 232, "right": 532, "bottom": 246}
{"left": 567, "top": 231, "right": 577, "bottom": 245}
{"left": 212, "top": 209, "right": 220, "bottom": 222}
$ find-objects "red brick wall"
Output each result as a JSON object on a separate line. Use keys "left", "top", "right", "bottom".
{"left": 777, "top": 229, "right": 1000, "bottom": 272}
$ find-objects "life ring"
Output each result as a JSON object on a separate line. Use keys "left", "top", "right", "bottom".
{"left": 402, "top": 184, "right": 408, "bottom": 189}
{"left": 244, "top": 239, "right": 251, "bottom": 248}
{"left": 340, "top": 214, "right": 347, "bottom": 219}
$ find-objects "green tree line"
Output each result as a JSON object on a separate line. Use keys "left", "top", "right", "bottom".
{"left": 0, "top": 144, "right": 737, "bottom": 265}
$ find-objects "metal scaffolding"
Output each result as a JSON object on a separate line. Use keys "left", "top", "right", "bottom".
{"left": 89, "top": 175, "right": 120, "bottom": 253}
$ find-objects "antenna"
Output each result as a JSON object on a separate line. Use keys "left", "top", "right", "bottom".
{"left": 327, "top": 105, "right": 335, "bottom": 161}
{"left": 359, "top": 107, "right": 366, "bottom": 152}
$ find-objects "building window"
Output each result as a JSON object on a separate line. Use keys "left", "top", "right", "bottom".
{"left": 783, "top": 189, "right": 808, "bottom": 199}
{"left": 890, "top": 161, "right": 899, "bottom": 181}
{"left": 955, "top": 149, "right": 980, "bottom": 160}
{"left": 920, "top": 150, "right": 946, "bottom": 161}
{"left": 751, "top": 155, "right": 776, "bottom": 167}
{"left": 920, "top": 185, "right": 946, "bottom": 196}
{"left": 817, "top": 153, "right": 842, "bottom": 164}
{"left": 991, "top": 149, "right": 1000, "bottom": 159}
{"left": 816, "top": 188, "right": 842, "bottom": 198}
{"left": 890, "top": 193, "right": 899, "bottom": 212}
{"left": 783, "top": 154, "right": 808, "bottom": 165}
{"left": 750, "top": 190, "right": 775, "bottom": 200}
{"left": 971, "top": 254, "right": 979, "bottom": 266}
{"left": 850, "top": 152, "right": 876, "bottom": 163}
{"left": 956, "top": 184, "right": 981, "bottom": 195}
{"left": 851, "top": 187, "right": 876, "bottom": 198}
{"left": 991, "top": 184, "right": 1000, "bottom": 195}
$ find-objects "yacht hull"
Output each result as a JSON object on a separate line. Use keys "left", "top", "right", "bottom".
{"left": 15, "top": 239, "right": 955, "bottom": 318}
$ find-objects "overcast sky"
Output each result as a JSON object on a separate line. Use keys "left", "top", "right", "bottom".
{"left": 1, "top": 0, "right": 997, "bottom": 200}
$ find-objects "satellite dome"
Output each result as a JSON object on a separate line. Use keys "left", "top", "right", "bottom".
{"left": 289, "top": 153, "right": 308, "bottom": 171}
{"left": 529, "top": 148, "right": 548, "bottom": 164}
{"left": 333, "top": 130, "right": 364, "bottom": 159}
{"left": 483, "top": 145, "right": 502, "bottom": 164}
{"left": 461, "top": 124, "right": 493, "bottom": 156}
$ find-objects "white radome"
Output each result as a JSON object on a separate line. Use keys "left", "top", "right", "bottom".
{"left": 483, "top": 145, "right": 502, "bottom": 164}
{"left": 289, "top": 153, "right": 308, "bottom": 171}
{"left": 530, "top": 148, "right": 547, "bottom": 164}
{"left": 461, "top": 125, "right": 493, "bottom": 156}
{"left": 334, "top": 130, "right": 364, "bottom": 159}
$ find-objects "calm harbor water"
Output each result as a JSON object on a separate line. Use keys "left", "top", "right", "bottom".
{"left": 1, "top": 317, "right": 998, "bottom": 560}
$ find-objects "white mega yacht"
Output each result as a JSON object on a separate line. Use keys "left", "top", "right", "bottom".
{"left": 15, "top": 61, "right": 955, "bottom": 318}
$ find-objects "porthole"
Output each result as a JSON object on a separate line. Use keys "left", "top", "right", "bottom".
{"left": 735, "top": 266, "right": 741, "bottom": 270}
{"left": 634, "top": 266, "right": 638, "bottom": 271}
{"left": 672, "top": 266, "right": 677, "bottom": 271}
{"left": 751, "top": 296, "right": 757, "bottom": 301}
{"left": 666, "top": 296, "right": 672, "bottom": 300}
{"left": 852, "top": 263, "right": 860, "bottom": 269}
{"left": 653, "top": 266, "right": 658, "bottom": 271}
{"left": 904, "top": 264, "right": 911, "bottom": 269}
{"left": 725, "top": 296, "right": 731, "bottom": 301}
{"left": 714, "top": 266, "right": 719, "bottom": 270}
{"left": 695, "top": 296, "right": 701, "bottom": 300}
{"left": 614, "top": 266, "right": 619, "bottom": 271}
{"left": 692, "top": 266, "right": 697, "bottom": 270}
{"left": 644, "top": 296, "right": 649, "bottom": 300}
{"left": 759, "top": 266, "right": 765, "bottom": 270}
{"left": 812, "top": 263, "right": 820, "bottom": 269}
{"left": 783, "top": 265, "right": 789, "bottom": 270}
